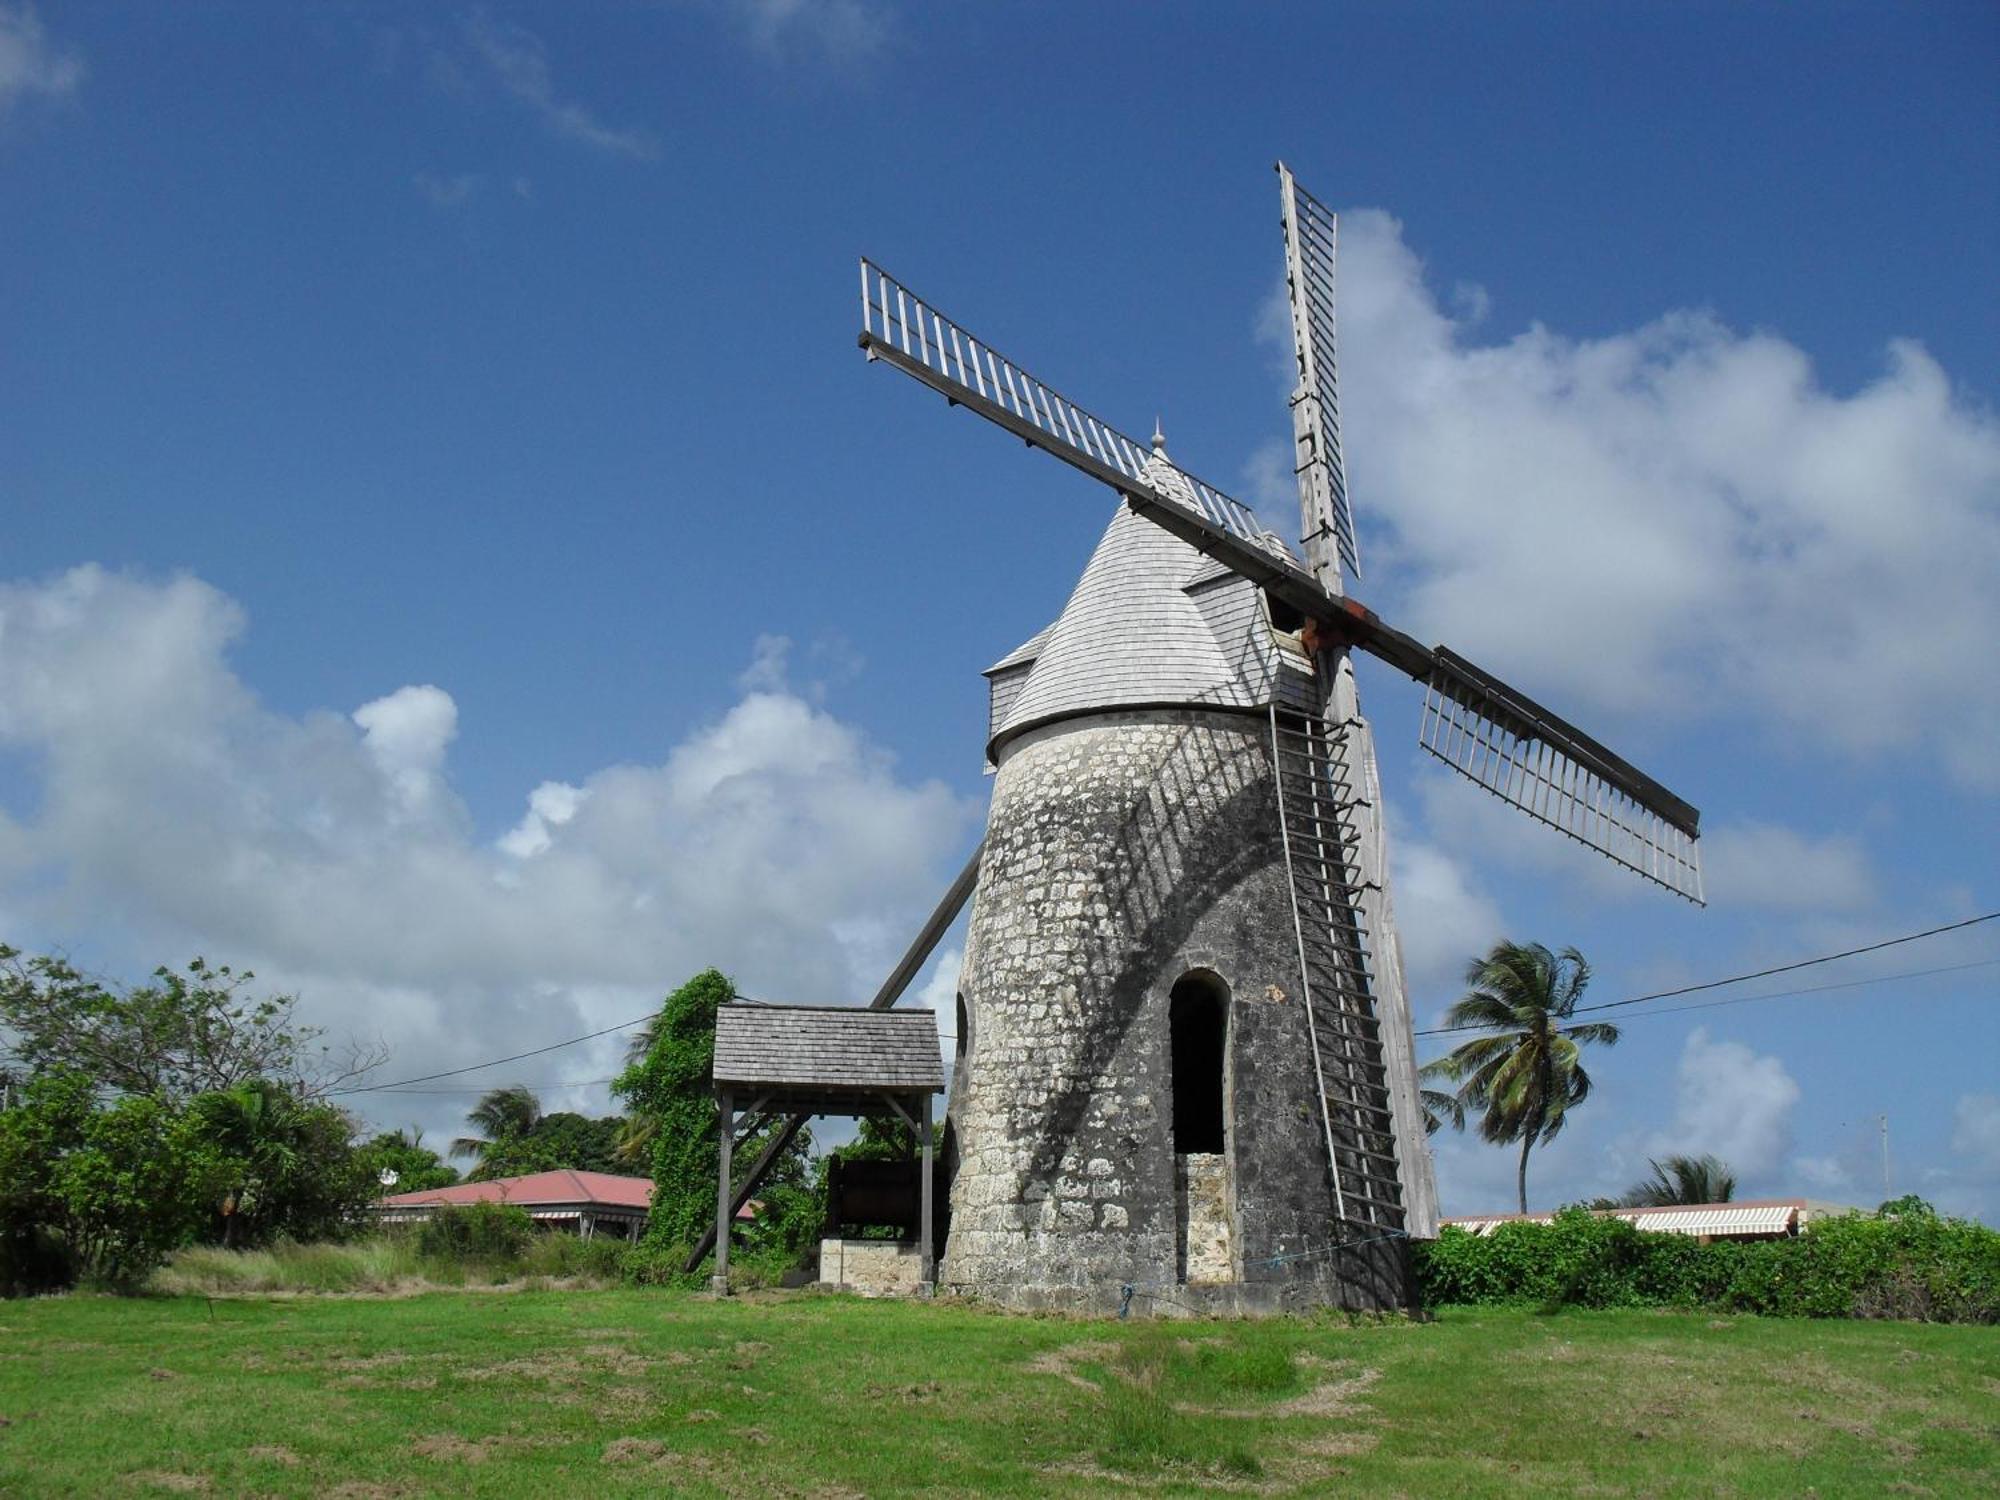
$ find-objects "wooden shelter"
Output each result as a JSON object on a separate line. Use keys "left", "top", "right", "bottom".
{"left": 709, "top": 1001, "right": 944, "bottom": 1293}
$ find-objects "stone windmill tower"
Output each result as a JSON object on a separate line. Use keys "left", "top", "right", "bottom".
{"left": 854, "top": 165, "right": 1704, "bottom": 1313}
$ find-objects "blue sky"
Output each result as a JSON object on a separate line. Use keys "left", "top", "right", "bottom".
{"left": 3, "top": 2, "right": 1996, "bottom": 1219}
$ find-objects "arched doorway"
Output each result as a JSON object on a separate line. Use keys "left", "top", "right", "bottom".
{"left": 1169, "top": 971, "right": 1227, "bottom": 1154}
{"left": 1169, "top": 970, "right": 1232, "bottom": 1283}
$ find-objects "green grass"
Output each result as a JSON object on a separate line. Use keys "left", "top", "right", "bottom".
{"left": 0, "top": 1290, "right": 1993, "bottom": 1496}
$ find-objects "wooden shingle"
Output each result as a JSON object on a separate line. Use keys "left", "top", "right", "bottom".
{"left": 712, "top": 1003, "right": 944, "bottom": 1096}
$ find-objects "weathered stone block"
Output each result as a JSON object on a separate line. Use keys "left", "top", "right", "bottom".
{"left": 818, "top": 1238, "right": 925, "bottom": 1297}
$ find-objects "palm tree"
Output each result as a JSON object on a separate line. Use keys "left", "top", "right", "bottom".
{"left": 1622, "top": 1153, "right": 1736, "bottom": 1207}
{"left": 1420, "top": 1086, "right": 1464, "bottom": 1135}
{"left": 193, "top": 1079, "right": 306, "bottom": 1247}
{"left": 1420, "top": 941, "right": 1619, "bottom": 1214}
{"left": 613, "top": 1115, "right": 656, "bottom": 1165}
{"left": 450, "top": 1085, "right": 542, "bottom": 1164}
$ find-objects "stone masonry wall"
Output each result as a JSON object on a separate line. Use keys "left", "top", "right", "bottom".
{"left": 942, "top": 708, "right": 1413, "bottom": 1314}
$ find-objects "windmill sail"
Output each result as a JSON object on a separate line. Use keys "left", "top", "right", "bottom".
{"left": 1419, "top": 649, "right": 1705, "bottom": 903}
{"left": 1278, "top": 163, "right": 1360, "bottom": 586}
{"left": 858, "top": 260, "right": 1287, "bottom": 559}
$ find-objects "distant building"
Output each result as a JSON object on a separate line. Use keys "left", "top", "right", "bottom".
{"left": 374, "top": 1169, "right": 654, "bottom": 1240}
{"left": 1442, "top": 1198, "right": 1861, "bottom": 1244}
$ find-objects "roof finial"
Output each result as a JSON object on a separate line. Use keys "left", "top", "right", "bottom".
{"left": 1151, "top": 416, "right": 1166, "bottom": 454}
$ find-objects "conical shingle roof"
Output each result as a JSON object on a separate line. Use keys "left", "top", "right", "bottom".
{"left": 985, "top": 445, "right": 1318, "bottom": 759}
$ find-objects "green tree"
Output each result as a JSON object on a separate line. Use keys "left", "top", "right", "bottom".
{"left": 1622, "top": 1153, "right": 1737, "bottom": 1208}
{"left": 613, "top": 969, "right": 816, "bottom": 1263}
{"left": 190, "top": 1080, "right": 370, "bottom": 1246}
{"left": 1421, "top": 941, "right": 1619, "bottom": 1214}
{"left": 355, "top": 1128, "right": 459, "bottom": 1195}
{"left": 0, "top": 946, "right": 383, "bottom": 1101}
{"left": 0, "top": 1072, "right": 225, "bottom": 1288}
{"left": 474, "top": 1111, "right": 627, "bottom": 1180}
{"left": 614, "top": 971, "right": 731, "bottom": 1248}
{"left": 449, "top": 1085, "right": 543, "bottom": 1167}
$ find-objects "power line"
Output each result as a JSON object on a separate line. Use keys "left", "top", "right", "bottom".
{"left": 361, "top": 1076, "right": 621, "bottom": 1096}
{"left": 1415, "top": 911, "right": 2000, "bottom": 1039}
{"left": 328, "top": 988, "right": 804, "bottom": 1098}
{"left": 1571, "top": 911, "right": 1998, "bottom": 1016}
{"left": 329, "top": 1017, "right": 651, "bottom": 1097}
{"left": 1546, "top": 956, "right": 1999, "bottom": 1027}
{"left": 334, "top": 916, "right": 1995, "bottom": 1094}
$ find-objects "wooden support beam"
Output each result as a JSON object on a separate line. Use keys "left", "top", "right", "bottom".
{"left": 712, "top": 1090, "right": 733, "bottom": 1295}
{"left": 919, "top": 1092, "right": 935, "bottom": 1293}
{"left": 867, "top": 839, "right": 984, "bottom": 1011}
{"left": 683, "top": 1112, "right": 809, "bottom": 1275}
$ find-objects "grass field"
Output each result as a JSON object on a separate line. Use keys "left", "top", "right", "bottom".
{"left": 2, "top": 1289, "right": 1994, "bottom": 1497}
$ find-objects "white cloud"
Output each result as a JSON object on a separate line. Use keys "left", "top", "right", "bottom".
{"left": 0, "top": 3, "right": 81, "bottom": 113}
{"left": 716, "top": 0, "right": 891, "bottom": 63}
{"left": 737, "top": 633, "right": 791, "bottom": 694}
{"left": 413, "top": 171, "right": 480, "bottom": 208}
{"left": 1793, "top": 1154, "right": 1852, "bottom": 1192}
{"left": 1428, "top": 1116, "right": 1632, "bottom": 1216}
{"left": 1950, "top": 1093, "right": 2000, "bottom": 1175}
{"left": 464, "top": 13, "right": 658, "bottom": 159}
{"left": 1326, "top": 211, "right": 2000, "bottom": 792}
{"left": 1238, "top": 437, "right": 1297, "bottom": 539}
{"left": 1388, "top": 835, "right": 1505, "bottom": 1007}
{"left": 497, "top": 781, "right": 586, "bottom": 860}
{"left": 1647, "top": 1026, "right": 1800, "bottom": 1181}
{"left": 0, "top": 565, "right": 974, "bottom": 1138}
{"left": 353, "top": 685, "right": 459, "bottom": 822}
{"left": 915, "top": 942, "right": 963, "bottom": 1083}
{"left": 1699, "top": 821, "right": 1876, "bottom": 912}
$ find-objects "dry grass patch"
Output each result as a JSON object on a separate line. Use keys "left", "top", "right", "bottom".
{"left": 1024, "top": 1338, "right": 1118, "bottom": 1390}
{"left": 125, "top": 1472, "right": 209, "bottom": 1493}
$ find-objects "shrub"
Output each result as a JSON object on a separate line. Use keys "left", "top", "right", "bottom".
{"left": 1414, "top": 1205, "right": 2000, "bottom": 1323}
{"left": 414, "top": 1202, "right": 534, "bottom": 1262}
{"left": 521, "top": 1232, "right": 629, "bottom": 1280}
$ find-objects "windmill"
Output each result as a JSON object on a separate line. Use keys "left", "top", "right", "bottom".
{"left": 833, "top": 164, "right": 1702, "bottom": 1313}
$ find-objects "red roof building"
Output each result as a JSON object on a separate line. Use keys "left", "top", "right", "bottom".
{"left": 375, "top": 1170, "right": 655, "bottom": 1238}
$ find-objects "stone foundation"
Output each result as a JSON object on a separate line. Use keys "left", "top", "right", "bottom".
{"left": 818, "top": 1238, "right": 926, "bottom": 1297}
{"left": 1178, "top": 1153, "right": 1233, "bottom": 1283}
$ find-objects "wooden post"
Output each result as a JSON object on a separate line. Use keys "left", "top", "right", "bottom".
{"left": 712, "top": 1090, "right": 733, "bottom": 1295}
{"left": 919, "top": 1091, "right": 935, "bottom": 1294}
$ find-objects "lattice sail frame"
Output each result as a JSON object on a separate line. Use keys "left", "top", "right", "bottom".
{"left": 1419, "top": 652, "right": 1705, "bottom": 904}
{"left": 859, "top": 259, "right": 1289, "bottom": 562}
{"left": 1278, "top": 164, "right": 1360, "bottom": 585}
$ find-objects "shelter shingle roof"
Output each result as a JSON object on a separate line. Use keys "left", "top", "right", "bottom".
{"left": 711, "top": 1003, "right": 944, "bottom": 1095}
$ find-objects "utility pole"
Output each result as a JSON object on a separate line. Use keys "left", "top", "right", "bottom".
{"left": 1879, "top": 1113, "right": 1891, "bottom": 1203}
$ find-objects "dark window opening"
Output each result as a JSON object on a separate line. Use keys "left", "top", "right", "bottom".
{"left": 1170, "top": 973, "right": 1228, "bottom": 1154}
{"left": 954, "top": 993, "right": 969, "bottom": 1062}
{"left": 1265, "top": 590, "right": 1307, "bottom": 636}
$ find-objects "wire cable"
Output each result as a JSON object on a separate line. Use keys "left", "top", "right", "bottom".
{"left": 328, "top": 988, "right": 861, "bottom": 1098}
{"left": 329, "top": 1018, "right": 652, "bottom": 1097}
{"left": 1415, "top": 910, "right": 1998, "bottom": 1038}
{"left": 1568, "top": 956, "right": 2000, "bottom": 1027}
{"left": 1573, "top": 911, "right": 1997, "bottom": 1016}
{"left": 331, "top": 916, "right": 1995, "bottom": 1092}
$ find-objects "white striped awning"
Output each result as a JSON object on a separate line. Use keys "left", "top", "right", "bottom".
{"left": 374, "top": 1206, "right": 647, "bottom": 1226}
{"left": 1618, "top": 1204, "right": 1796, "bottom": 1237}
{"left": 1442, "top": 1200, "right": 1803, "bottom": 1240}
